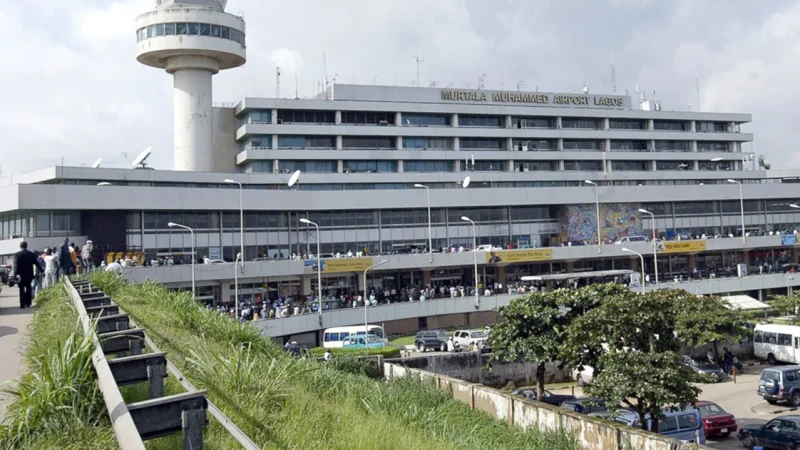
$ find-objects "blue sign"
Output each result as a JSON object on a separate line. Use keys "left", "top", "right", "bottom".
{"left": 782, "top": 235, "right": 798, "bottom": 246}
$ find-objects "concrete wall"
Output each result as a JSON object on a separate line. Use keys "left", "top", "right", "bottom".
{"left": 384, "top": 362, "right": 712, "bottom": 450}
{"left": 394, "top": 352, "right": 571, "bottom": 387}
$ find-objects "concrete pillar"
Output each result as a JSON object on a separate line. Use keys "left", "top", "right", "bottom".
{"left": 454, "top": 137, "right": 460, "bottom": 151}
{"left": 395, "top": 112, "right": 402, "bottom": 126}
{"left": 741, "top": 250, "right": 750, "bottom": 266}
{"left": 651, "top": 160, "right": 657, "bottom": 171}
{"left": 603, "top": 118, "right": 610, "bottom": 130}
{"left": 452, "top": 113, "right": 459, "bottom": 127}
{"left": 397, "top": 161, "right": 404, "bottom": 173}
{"left": 505, "top": 115, "right": 512, "bottom": 128}
{"left": 647, "top": 119, "right": 654, "bottom": 130}
{"left": 302, "top": 276, "right": 312, "bottom": 296}
{"left": 650, "top": 140, "right": 656, "bottom": 152}
{"left": 497, "top": 266, "right": 507, "bottom": 285}
{"left": 422, "top": 270, "right": 432, "bottom": 287}
{"left": 692, "top": 141, "right": 698, "bottom": 152}
{"left": 272, "top": 135, "right": 278, "bottom": 149}
{"left": 396, "top": 136, "right": 403, "bottom": 150}
{"left": 557, "top": 138, "right": 564, "bottom": 151}
{"left": 507, "top": 137, "right": 513, "bottom": 151}
{"left": 690, "top": 120, "right": 696, "bottom": 132}
{"left": 693, "top": 160, "right": 699, "bottom": 171}
{"left": 337, "top": 160, "right": 343, "bottom": 173}
{"left": 455, "top": 160, "right": 461, "bottom": 172}
{"left": 335, "top": 110, "right": 342, "bottom": 124}
{"left": 507, "top": 160, "right": 515, "bottom": 172}
{"left": 630, "top": 256, "right": 639, "bottom": 271}
{"left": 565, "top": 261, "right": 574, "bottom": 272}
{"left": 558, "top": 160, "right": 565, "bottom": 171}
{"left": 793, "top": 247, "right": 799, "bottom": 264}
{"left": 607, "top": 160, "right": 613, "bottom": 173}
{"left": 271, "top": 109, "right": 278, "bottom": 123}
{"left": 688, "top": 254, "right": 697, "bottom": 272}
{"left": 604, "top": 139, "right": 610, "bottom": 151}
{"left": 556, "top": 117, "right": 562, "bottom": 129}
{"left": 336, "top": 135, "right": 343, "bottom": 150}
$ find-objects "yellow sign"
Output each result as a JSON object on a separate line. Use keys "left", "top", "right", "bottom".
{"left": 659, "top": 240, "right": 707, "bottom": 254}
{"left": 485, "top": 249, "right": 553, "bottom": 264}
{"left": 322, "top": 258, "right": 374, "bottom": 273}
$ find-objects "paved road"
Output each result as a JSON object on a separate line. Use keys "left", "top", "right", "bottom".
{"left": 0, "top": 286, "right": 34, "bottom": 418}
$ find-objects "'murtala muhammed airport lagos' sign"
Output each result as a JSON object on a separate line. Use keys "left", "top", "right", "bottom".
{"left": 440, "top": 89, "right": 626, "bottom": 108}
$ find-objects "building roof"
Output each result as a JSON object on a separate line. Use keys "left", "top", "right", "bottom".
{"left": 721, "top": 295, "right": 770, "bottom": 310}
{"left": 522, "top": 269, "right": 633, "bottom": 282}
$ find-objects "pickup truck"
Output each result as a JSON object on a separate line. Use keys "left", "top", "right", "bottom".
{"left": 453, "top": 329, "right": 489, "bottom": 351}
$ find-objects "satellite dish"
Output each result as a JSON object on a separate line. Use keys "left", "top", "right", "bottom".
{"left": 582, "top": 86, "right": 589, "bottom": 94}
{"left": 91, "top": 158, "right": 102, "bottom": 169}
{"left": 763, "top": 160, "right": 771, "bottom": 170}
{"left": 132, "top": 146, "right": 152, "bottom": 168}
{"left": 287, "top": 170, "right": 301, "bottom": 187}
{"left": 462, "top": 176, "right": 471, "bottom": 188}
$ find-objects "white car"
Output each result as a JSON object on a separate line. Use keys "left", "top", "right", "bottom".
{"left": 572, "top": 365, "right": 594, "bottom": 386}
{"left": 453, "top": 329, "right": 488, "bottom": 350}
{"left": 476, "top": 244, "right": 501, "bottom": 251}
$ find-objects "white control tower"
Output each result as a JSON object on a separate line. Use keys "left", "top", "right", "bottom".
{"left": 136, "top": 0, "right": 246, "bottom": 171}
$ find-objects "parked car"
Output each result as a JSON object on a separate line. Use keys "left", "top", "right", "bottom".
{"left": 678, "top": 355, "right": 725, "bottom": 382}
{"left": 696, "top": 401, "right": 737, "bottom": 438}
{"left": 614, "top": 236, "right": 648, "bottom": 244}
{"left": 414, "top": 330, "right": 450, "bottom": 352}
{"left": 738, "top": 415, "right": 800, "bottom": 449}
{"left": 0, "top": 265, "right": 8, "bottom": 284}
{"left": 342, "top": 334, "right": 386, "bottom": 349}
{"left": 759, "top": 366, "right": 800, "bottom": 406}
{"left": 572, "top": 365, "right": 594, "bottom": 387}
{"left": 476, "top": 244, "right": 500, "bottom": 251}
{"left": 560, "top": 397, "right": 607, "bottom": 415}
{"left": 282, "top": 341, "right": 308, "bottom": 358}
{"left": 607, "top": 408, "right": 706, "bottom": 444}
{"left": 208, "top": 259, "right": 227, "bottom": 264}
{"left": 453, "top": 329, "right": 488, "bottom": 350}
{"left": 511, "top": 388, "right": 576, "bottom": 407}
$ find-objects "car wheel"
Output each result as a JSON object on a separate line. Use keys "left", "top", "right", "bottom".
{"left": 578, "top": 374, "right": 587, "bottom": 387}
{"left": 741, "top": 435, "right": 754, "bottom": 450}
{"left": 417, "top": 343, "right": 424, "bottom": 352}
{"left": 792, "top": 391, "right": 800, "bottom": 408}
{"left": 440, "top": 343, "right": 446, "bottom": 352}
{"left": 768, "top": 353, "right": 778, "bottom": 365}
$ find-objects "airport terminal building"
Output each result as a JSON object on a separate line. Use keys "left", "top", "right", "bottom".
{"left": 2, "top": 83, "right": 800, "bottom": 309}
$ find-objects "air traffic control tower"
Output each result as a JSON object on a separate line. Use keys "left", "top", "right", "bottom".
{"left": 136, "top": 0, "right": 246, "bottom": 171}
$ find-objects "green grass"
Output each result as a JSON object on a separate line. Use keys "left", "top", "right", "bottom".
{"left": 90, "top": 271, "right": 581, "bottom": 450}
{"left": 389, "top": 335, "right": 416, "bottom": 346}
{"left": 0, "top": 282, "right": 117, "bottom": 450}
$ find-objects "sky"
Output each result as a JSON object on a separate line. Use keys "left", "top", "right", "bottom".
{"left": 1, "top": 0, "right": 798, "bottom": 176}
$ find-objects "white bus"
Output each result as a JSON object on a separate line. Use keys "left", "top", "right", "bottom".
{"left": 322, "top": 325, "right": 387, "bottom": 348}
{"left": 754, "top": 323, "right": 800, "bottom": 364}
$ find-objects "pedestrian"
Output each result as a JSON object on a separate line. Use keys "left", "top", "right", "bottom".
{"left": 81, "top": 240, "right": 94, "bottom": 271}
{"left": 10, "top": 241, "right": 43, "bottom": 308}
{"left": 723, "top": 347, "right": 734, "bottom": 374}
{"left": 323, "top": 350, "right": 332, "bottom": 361}
{"left": 43, "top": 248, "right": 59, "bottom": 288}
{"left": 69, "top": 243, "right": 79, "bottom": 274}
{"left": 58, "top": 237, "right": 74, "bottom": 276}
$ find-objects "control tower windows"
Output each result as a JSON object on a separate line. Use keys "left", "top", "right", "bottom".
{"left": 137, "top": 22, "right": 246, "bottom": 45}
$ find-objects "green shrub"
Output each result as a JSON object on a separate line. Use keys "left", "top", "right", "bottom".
{"left": 308, "top": 346, "right": 400, "bottom": 359}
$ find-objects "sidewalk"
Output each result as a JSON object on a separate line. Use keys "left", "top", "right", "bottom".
{"left": 0, "top": 286, "right": 34, "bottom": 418}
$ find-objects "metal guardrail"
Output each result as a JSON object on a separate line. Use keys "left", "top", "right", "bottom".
{"left": 65, "top": 278, "right": 259, "bottom": 450}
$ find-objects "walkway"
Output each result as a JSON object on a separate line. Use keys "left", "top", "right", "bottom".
{"left": 0, "top": 285, "right": 34, "bottom": 418}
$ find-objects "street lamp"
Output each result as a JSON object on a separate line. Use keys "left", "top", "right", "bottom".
{"left": 414, "top": 184, "right": 433, "bottom": 262}
{"left": 299, "top": 218, "right": 323, "bottom": 325}
{"left": 584, "top": 180, "right": 602, "bottom": 252}
{"left": 224, "top": 179, "right": 244, "bottom": 273}
{"left": 363, "top": 260, "right": 388, "bottom": 333}
{"left": 621, "top": 247, "right": 646, "bottom": 295}
{"left": 461, "top": 216, "right": 480, "bottom": 307}
{"left": 234, "top": 252, "right": 241, "bottom": 319}
{"left": 168, "top": 222, "right": 195, "bottom": 299}
{"left": 638, "top": 208, "right": 658, "bottom": 285}
{"left": 727, "top": 179, "right": 745, "bottom": 245}
{"left": 97, "top": 182, "right": 112, "bottom": 186}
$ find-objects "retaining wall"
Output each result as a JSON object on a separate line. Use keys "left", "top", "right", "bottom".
{"left": 384, "top": 362, "right": 712, "bottom": 450}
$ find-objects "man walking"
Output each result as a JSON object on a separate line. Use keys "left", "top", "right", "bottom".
{"left": 58, "top": 237, "right": 74, "bottom": 276}
{"left": 10, "top": 241, "right": 42, "bottom": 309}
{"left": 81, "top": 240, "right": 94, "bottom": 271}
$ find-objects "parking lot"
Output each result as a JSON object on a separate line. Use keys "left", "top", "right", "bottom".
{"left": 548, "top": 364, "right": 796, "bottom": 450}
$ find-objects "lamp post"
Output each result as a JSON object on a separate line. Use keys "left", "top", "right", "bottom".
{"left": 727, "top": 179, "right": 745, "bottom": 245}
{"left": 168, "top": 222, "right": 195, "bottom": 298}
{"left": 363, "top": 260, "right": 388, "bottom": 333}
{"left": 414, "top": 184, "right": 433, "bottom": 262}
{"left": 299, "top": 218, "right": 323, "bottom": 325}
{"left": 622, "top": 247, "right": 646, "bottom": 295}
{"left": 461, "top": 216, "right": 479, "bottom": 307}
{"left": 234, "top": 252, "right": 241, "bottom": 319}
{"left": 638, "top": 208, "right": 658, "bottom": 285}
{"left": 584, "top": 180, "right": 601, "bottom": 252}
{"left": 224, "top": 179, "right": 244, "bottom": 273}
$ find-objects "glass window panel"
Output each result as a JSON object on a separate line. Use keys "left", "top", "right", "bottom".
{"left": 155, "top": 23, "right": 165, "bottom": 36}
{"left": 176, "top": 23, "right": 188, "bottom": 35}
{"left": 199, "top": 23, "right": 210, "bottom": 36}
{"left": 211, "top": 24, "right": 220, "bottom": 37}
{"left": 221, "top": 26, "right": 230, "bottom": 39}
{"left": 165, "top": 23, "right": 176, "bottom": 35}
{"left": 188, "top": 23, "right": 200, "bottom": 35}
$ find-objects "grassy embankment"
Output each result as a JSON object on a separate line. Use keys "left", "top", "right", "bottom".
{"left": 89, "top": 270, "right": 581, "bottom": 450}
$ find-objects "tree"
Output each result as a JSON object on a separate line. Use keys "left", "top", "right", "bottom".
{"left": 675, "top": 294, "right": 749, "bottom": 357}
{"left": 770, "top": 295, "right": 800, "bottom": 324}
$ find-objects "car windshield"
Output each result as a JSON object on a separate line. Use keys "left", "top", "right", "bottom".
{"left": 370, "top": 329, "right": 385, "bottom": 338}
{"left": 698, "top": 403, "right": 726, "bottom": 416}
{"left": 366, "top": 336, "right": 382, "bottom": 343}
{"left": 470, "top": 331, "right": 486, "bottom": 338}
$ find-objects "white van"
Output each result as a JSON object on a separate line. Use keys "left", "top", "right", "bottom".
{"left": 615, "top": 236, "right": 648, "bottom": 244}
{"left": 322, "top": 325, "right": 387, "bottom": 348}
{"left": 476, "top": 245, "right": 500, "bottom": 251}
{"left": 754, "top": 323, "right": 800, "bottom": 364}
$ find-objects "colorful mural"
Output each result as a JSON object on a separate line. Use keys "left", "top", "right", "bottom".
{"left": 558, "top": 203, "right": 643, "bottom": 243}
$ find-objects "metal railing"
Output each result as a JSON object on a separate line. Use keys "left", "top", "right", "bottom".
{"left": 65, "top": 277, "right": 259, "bottom": 450}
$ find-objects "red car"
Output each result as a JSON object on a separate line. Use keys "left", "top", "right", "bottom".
{"left": 696, "top": 401, "right": 737, "bottom": 437}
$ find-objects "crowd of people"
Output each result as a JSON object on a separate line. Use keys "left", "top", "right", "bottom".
{"left": 8, "top": 238, "right": 95, "bottom": 308}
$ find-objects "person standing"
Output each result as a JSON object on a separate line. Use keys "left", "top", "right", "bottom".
{"left": 10, "top": 241, "right": 42, "bottom": 308}
{"left": 58, "top": 237, "right": 74, "bottom": 276}
{"left": 81, "top": 240, "right": 94, "bottom": 271}
{"left": 43, "top": 248, "right": 59, "bottom": 288}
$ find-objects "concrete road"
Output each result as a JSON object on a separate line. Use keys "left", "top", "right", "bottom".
{"left": 548, "top": 366, "right": 790, "bottom": 450}
{"left": 0, "top": 286, "right": 34, "bottom": 418}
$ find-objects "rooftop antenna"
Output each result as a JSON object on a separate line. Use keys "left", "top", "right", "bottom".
{"left": 688, "top": 102, "right": 692, "bottom": 111}
{"left": 582, "top": 83, "right": 589, "bottom": 94}
{"left": 276, "top": 66, "right": 281, "bottom": 98}
{"left": 465, "top": 82, "right": 472, "bottom": 89}
{"left": 413, "top": 53, "right": 424, "bottom": 87}
{"left": 131, "top": 146, "right": 152, "bottom": 169}
{"left": 693, "top": 75, "right": 701, "bottom": 112}
{"left": 91, "top": 158, "right": 102, "bottom": 169}
{"left": 500, "top": 68, "right": 505, "bottom": 90}
{"left": 478, "top": 73, "right": 487, "bottom": 90}
{"left": 323, "top": 52, "right": 328, "bottom": 100}
{"left": 294, "top": 73, "right": 299, "bottom": 99}
{"left": 121, "top": 152, "right": 133, "bottom": 165}
{"left": 429, "top": 81, "right": 437, "bottom": 87}
{"left": 610, "top": 46, "right": 617, "bottom": 93}
{"left": 516, "top": 81, "right": 524, "bottom": 91}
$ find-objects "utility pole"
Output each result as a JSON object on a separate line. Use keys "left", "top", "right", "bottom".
{"left": 413, "top": 53, "right": 424, "bottom": 87}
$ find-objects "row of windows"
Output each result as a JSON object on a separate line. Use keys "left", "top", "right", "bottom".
{"left": 511, "top": 117, "right": 556, "bottom": 129}
{"left": 343, "top": 111, "right": 395, "bottom": 126}
{"left": 459, "top": 115, "right": 504, "bottom": 128}
{"left": 136, "top": 23, "right": 245, "bottom": 45}
{"left": 403, "top": 137, "right": 452, "bottom": 149}
{"left": 343, "top": 161, "right": 397, "bottom": 173}
{"left": 277, "top": 110, "right": 335, "bottom": 125}
{"left": 460, "top": 138, "right": 503, "bottom": 150}
{"left": 609, "top": 119, "right": 647, "bottom": 130}
{"left": 278, "top": 136, "right": 335, "bottom": 149}
{"left": 404, "top": 113, "right": 450, "bottom": 126}
{"left": 342, "top": 136, "right": 394, "bottom": 149}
